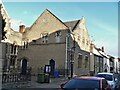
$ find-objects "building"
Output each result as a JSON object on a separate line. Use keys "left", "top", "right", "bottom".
{"left": 17, "top": 9, "right": 91, "bottom": 76}
{"left": 1, "top": 2, "right": 118, "bottom": 77}
{"left": 90, "top": 44, "right": 104, "bottom": 75}
{"left": 0, "top": 2, "right": 22, "bottom": 73}
{"left": 107, "top": 55, "right": 115, "bottom": 73}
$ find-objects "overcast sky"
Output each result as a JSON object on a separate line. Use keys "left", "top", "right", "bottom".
{"left": 2, "top": 1, "right": 119, "bottom": 57}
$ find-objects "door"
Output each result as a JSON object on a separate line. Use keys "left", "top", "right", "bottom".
{"left": 49, "top": 59, "right": 55, "bottom": 75}
{"left": 21, "top": 59, "right": 27, "bottom": 75}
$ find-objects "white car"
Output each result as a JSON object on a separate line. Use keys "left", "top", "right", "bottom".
{"left": 95, "top": 72, "right": 117, "bottom": 89}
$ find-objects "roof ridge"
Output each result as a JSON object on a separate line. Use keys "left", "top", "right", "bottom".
{"left": 72, "top": 20, "right": 80, "bottom": 31}
{"left": 64, "top": 19, "right": 80, "bottom": 23}
{"left": 45, "top": 9, "right": 69, "bottom": 29}
{"left": 29, "top": 9, "right": 69, "bottom": 30}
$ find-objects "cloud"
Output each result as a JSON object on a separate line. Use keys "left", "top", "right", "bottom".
{"left": 10, "top": 19, "right": 22, "bottom": 31}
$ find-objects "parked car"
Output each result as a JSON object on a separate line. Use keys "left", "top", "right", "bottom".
{"left": 60, "top": 76, "right": 111, "bottom": 90}
{"left": 95, "top": 73, "right": 117, "bottom": 89}
{"left": 115, "top": 75, "right": 120, "bottom": 90}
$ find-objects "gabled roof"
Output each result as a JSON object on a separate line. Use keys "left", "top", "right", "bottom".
{"left": 29, "top": 9, "right": 69, "bottom": 30}
{"left": 95, "top": 47, "right": 108, "bottom": 58}
{"left": 45, "top": 9, "right": 69, "bottom": 29}
{"left": 24, "top": 27, "right": 30, "bottom": 32}
{"left": 64, "top": 20, "right": 80, "bottom": 30}
{"left": 93, "top": 47, "right": 102, "bottom": 56}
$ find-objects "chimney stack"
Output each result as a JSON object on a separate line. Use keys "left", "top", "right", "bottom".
{"left": 101, "top": 46, "right": 104, "bottom": 52}
{"left": 19, "top": 22, "right": 25, "bottom": 33}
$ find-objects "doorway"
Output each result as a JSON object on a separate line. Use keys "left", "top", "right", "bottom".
{"left": 49, "top": 59, "right": 55, "bottom": 75}
{"left": 21, "top": 59, "right": 27, "bottom": 75}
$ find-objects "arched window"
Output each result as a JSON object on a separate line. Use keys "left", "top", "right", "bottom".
{"left": 11, "top": 41, "right": 18, "bottom": 54}
{"left": 78, "top": 53, "right": 82, "bottom": 68}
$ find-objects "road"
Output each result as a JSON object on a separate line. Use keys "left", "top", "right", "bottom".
{"left": 2, "top": 73, "right": 120, "bottom": 90}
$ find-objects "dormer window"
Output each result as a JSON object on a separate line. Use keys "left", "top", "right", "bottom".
{"left": 78, "top": 53, "right": 82, "bottom": 68}
{"left": 22, "top": 39, "right": 29, "bottom": 49}
{"left": 41, "top": 33, "right": 48, "bottom": 43}
{"left": 55, "top": 31, "right": 61, "bottom": 43}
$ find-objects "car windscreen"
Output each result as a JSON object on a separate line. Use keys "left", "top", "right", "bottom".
{"left": 63, "top": 78, "right": 100, "bottom": 89}
{"left": 95, "top": 74, "right": 112, "bottom": 81}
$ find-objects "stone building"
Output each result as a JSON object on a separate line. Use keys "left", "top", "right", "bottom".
{"left": 0, "top": 2, "right": 22, "bottom": 72}
{"left": 17, "top": 9, "right": 91, "bottom": 76}
{"left": 1, "top": 2, "right": 119, "bottom": 81}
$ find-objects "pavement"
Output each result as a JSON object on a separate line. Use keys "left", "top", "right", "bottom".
{"left": 3, "top": 73, "right": 120, "bottom": 89}
{"left": 28, "top": 76, "right": 68, "bottom": 88}
{"left": 2, "top": 75, "right": 69, "bottom": 89}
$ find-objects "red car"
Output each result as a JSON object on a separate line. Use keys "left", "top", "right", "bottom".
{"left": 60, "top": 76, "right": 111, "bottom": 90}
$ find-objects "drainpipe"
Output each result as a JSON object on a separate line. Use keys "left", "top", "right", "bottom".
{"left": 65, "top": 33, "right": 70, "bottom": 77}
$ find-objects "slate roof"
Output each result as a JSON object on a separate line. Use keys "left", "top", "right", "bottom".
{"left": 64, "top": 20, "right": 80, "bottom": 30}
{"left": 25, "top": 27, "right": 30, "bottom": 32}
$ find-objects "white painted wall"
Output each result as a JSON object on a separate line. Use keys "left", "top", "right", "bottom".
{"left": 114, "top": 58, "right": 119, "bottom": 73}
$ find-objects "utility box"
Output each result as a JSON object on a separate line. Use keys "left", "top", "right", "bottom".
{"left": 44, "top": 73, "right": 50, "bottom": 83}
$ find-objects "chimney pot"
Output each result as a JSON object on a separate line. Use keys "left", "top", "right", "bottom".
{"left": 19, "top": 25, "right": 25, "bottom": 33}
{"left": 101, "top": 46, "right": 104, "bottom": 52}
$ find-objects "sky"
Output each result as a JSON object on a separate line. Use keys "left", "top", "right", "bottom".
{"left": 2, "top": 1, "right": 119, "bottom": 57}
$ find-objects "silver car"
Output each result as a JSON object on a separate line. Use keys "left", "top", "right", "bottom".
{"left": 95, "top": 72, "right": 117, "bottom": 89}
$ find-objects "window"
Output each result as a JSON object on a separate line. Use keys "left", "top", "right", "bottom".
{"left": 86, "top": 40, "right": 89, "bottom": 45}
{"left": 55, "top": 31, "right": 61, "bottom": 43}
{"left": 23, "top": 42, "right": 26, "bottom": 48}
{"left": 85, "top": 55, "right": 88, "bottom": 68}
{"left": 63, "top": 78, "right": 100, "bottom": 89}
{"left": 41, "top": 33, "right": 48, "bottom": 43}
{"left": 14, "top": 45, "right": 17, "bottom": 54}
{"left": 23, "top": 41, "right": 29, "bottom": 49}
{"left": 78, "top": 53, "right": 82, "bottom": 68}
{"left": 10, "top": 56, "right": 16, "bottom": 66}
{"left": 11, "top": 44, "right": 14, "bottom": 54}
{"left": 102, "top": 79, "right": 108, "bottom": 90}
{"left": 82, "top": 37, "right": 85, "bottom": 43}
{"left": 11, "top": 44, "right": 18, "bottom": 55}
{"left": 77, "top": 35, "right": 80, "bottom": 41}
